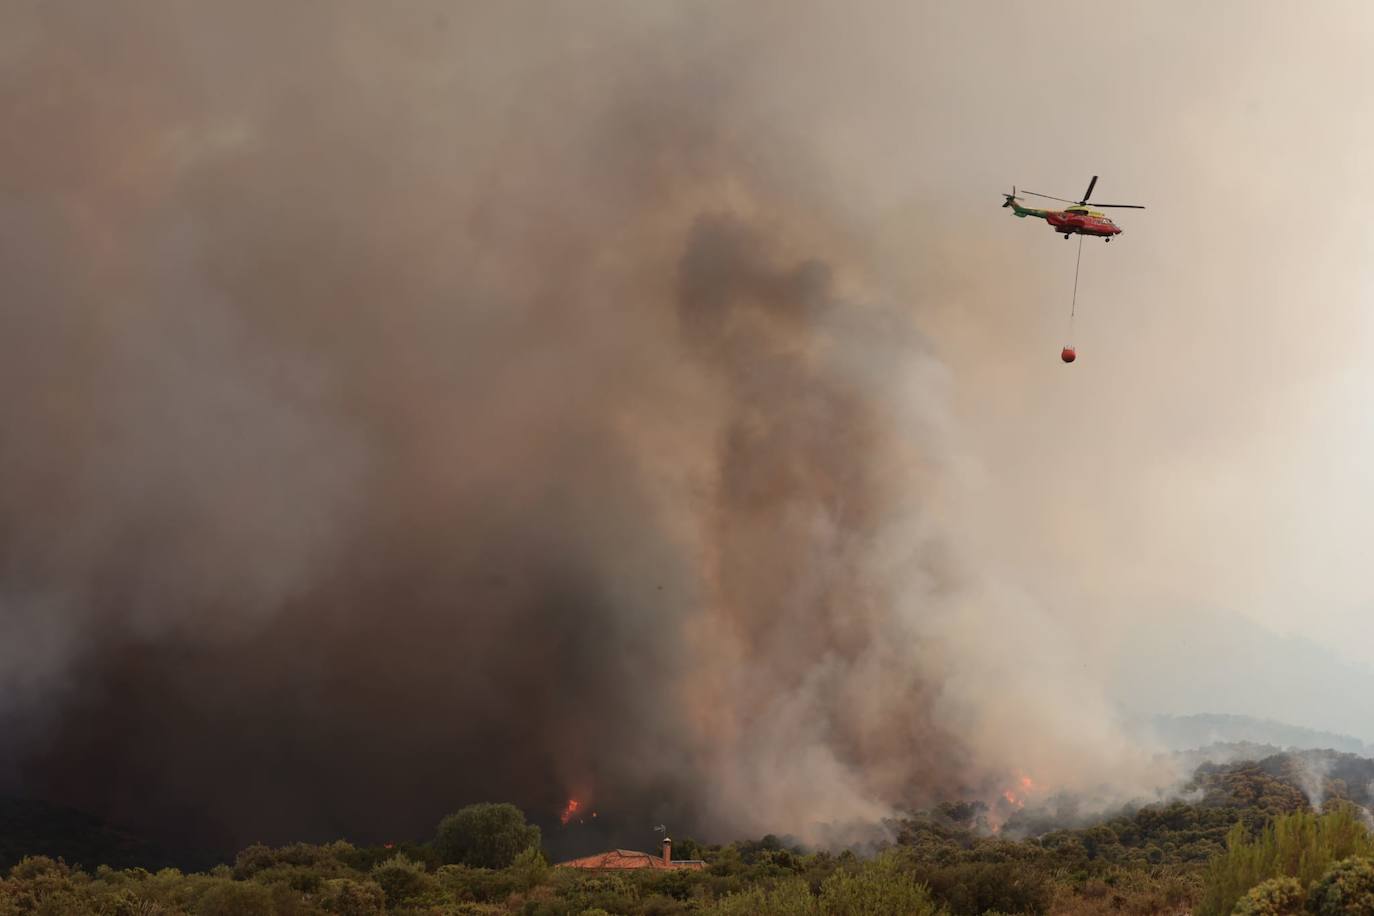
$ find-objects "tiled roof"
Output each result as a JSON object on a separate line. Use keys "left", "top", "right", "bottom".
{"left": 555, "top": 849, "right": 705, "bottom": 870}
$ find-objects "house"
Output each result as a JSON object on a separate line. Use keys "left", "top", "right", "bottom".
{"left": 555, "top": 837, "right": 705, "bottom": 871}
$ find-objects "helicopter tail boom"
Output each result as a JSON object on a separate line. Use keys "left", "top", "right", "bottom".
{"left": 1003, "top": 190, "right": 1048, "bottom": 220}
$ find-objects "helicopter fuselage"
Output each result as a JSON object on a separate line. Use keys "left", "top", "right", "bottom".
{"left": 1046, "top": 208, "right": 1121, "bottom": 237}
{"left": 1007, "top": 199, "right": 1122, "bottom": 238}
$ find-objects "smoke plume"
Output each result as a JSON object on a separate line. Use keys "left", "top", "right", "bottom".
{"left": 10, "top": 0, "right": 1373, "bottom": 857}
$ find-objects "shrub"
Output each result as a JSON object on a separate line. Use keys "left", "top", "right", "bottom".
{"left": 434, "top": 864, "right": 518, "bottom": 903}
{"left": 2, "top": 857, "right": 84, "bottom": 915}
{"left": 551, "top": 873, "right": 640, "bottom": 914}
{"left": 1232, "top": 876, "right": 1304, "bottom": 915}
{"left": 322, "top": 877, "right": 386, "bottom": 916}
{"left": 701, "top": 875, "right": 816, "bottom": 915}
{"left": 819, "top": 853, "right": 940, "bottom": 916}
{"left": 1198, "top": 806, "right": 1374, "bottom": 916}
{"left": 639, "top": 866, "right": 706, "bottom": 902}
{"left": 254, "top": 864, "right": 326, "bottom": 894}
{"left": 917, "top": 860, "right": 1051, "bottom": 915}
{"left": 370, "top": 854, "right": 434, "bottom": 908}
{"left": 232, "top": 845, "right": 278, "bottom": 880}
{"left": 1306, "top": 856, "right": 1374, "bottom": 916}
{"left": 507, "top": 846, "right": 549, "bottom": 891}
{"left": 8, "top": 856, "right": 69, "bottom": 881}
{"left": 195, "top": 879, "right": 276, "bottom": 916}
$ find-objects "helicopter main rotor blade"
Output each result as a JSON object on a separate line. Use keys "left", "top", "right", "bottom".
{"left": 1091, "top": 203, "right": 1146, "bottom": 209}
{"left": 1081, "top": 175, "right": 1098, "bottom": 203}
{"left": 1019, "top": 190, "right": 1079, "bottom": 204}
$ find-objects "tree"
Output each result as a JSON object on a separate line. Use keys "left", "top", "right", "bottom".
{"left": 432, "top": 803, "right": 541, "bottom": 869}
{"left": 703, "top": 876, "right": 817, "bottom": 915}
{"left": 1232, "top": 877, "right": 1304, "bottom": 916}
{"left": 1307, "top": 857, "right": 1374, "bottom": 916}
{"left": 1198, "top": 806, "right": 1374, "bottom": 915}
{"left": 194, "top": 880, "right": 276, "bottom": 916}
{"left": 916, "top": 860, "right": 1051, "bottom": 916}
{"left": 323, "top": 878, "right": 386, "bottom": 916}
{"left": 371, "top": 853, "right": 433, "bottom": 909}
{"left": 819, "top": 853, "right": 941, "bottom": 916}
{"left": 507, "top": 845, "right": 548, "bottom": 891}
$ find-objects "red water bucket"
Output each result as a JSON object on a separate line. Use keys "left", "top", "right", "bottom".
{"left": 1061, "top": 346, "right": 1076, "bottom": 363}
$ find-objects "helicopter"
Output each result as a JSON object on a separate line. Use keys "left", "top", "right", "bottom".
{"left": 1002, "top": 175, "right": 1144, "bottom": 241}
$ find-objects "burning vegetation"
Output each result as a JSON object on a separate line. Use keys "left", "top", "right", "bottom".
{"left": 0, "top": 1, "right": 1185, "bottom": 860}
{"left": 5, "top": 750, "right": 1374, "bottom": 914}
{"left": 6, "top": 2, "right": 1364, "bottom": 891}
{"left": 995, "top": 774, "right": 1039, "bottom": 825}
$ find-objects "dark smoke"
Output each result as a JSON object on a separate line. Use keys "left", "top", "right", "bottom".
{"left": 1, "top": 1, "right": 1167, "bottom": 858}
{"left": 671, "top": 215, "right": 976, "bottom": 836}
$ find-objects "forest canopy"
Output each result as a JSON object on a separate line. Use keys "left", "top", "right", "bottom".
{"left": 4, "top": 750, "right": 1374, "bottom": 915}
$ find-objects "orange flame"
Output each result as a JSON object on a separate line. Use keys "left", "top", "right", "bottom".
{"left": 988, "top": 772, "right": 1039, "bottom": 832}
{"left": 1001, "top": 773, "right": 1037, "bottom": 808}
{"left": 559, "top": 798, "right": 581, "bottom": 825}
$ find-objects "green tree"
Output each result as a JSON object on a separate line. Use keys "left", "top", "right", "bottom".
{"left": 433, "top": 803, "right": 541, "bottom": 869}
{"left": 917, "top": 861, "right": 1050, "bottom": 915}
{"left": 551, "top": 873, "right": 640, "bottom": 913}
{"left": 232, "top": 844, "right": 278, "bottom": 879}
{"left": 195, "top": 879, "right": 275, "bottom": 916}
{"left": 370, "top": 853, "right": 433, "bottom": 908}
{"left": 1307, "top": 857, "right": 1374, "bottom": 915}
{"left": 702, "top": 875, "right": 817, "bottom": 915}
{"left": 819, "top": 853, "right": 941, "bottom": 916}
{"left": 432, "top": 864, "right": 518, "bottom": 903}
{"left": 507, "top": 845, "right": 548, "bottom": 891}
{"left": 8, "top": 856, "right": 69, "bottom": 881}
{"left": 322, "top": 877, "right": 386, "bottom": 916}
{"left": 1198, "top": 805, "right": 1374, "bottom": 916}
{"left": 1231, "top": 876, "right": 1304, "bottom": 915}
{"left": 3, "top": 856, "right": 85, "bottom": 916}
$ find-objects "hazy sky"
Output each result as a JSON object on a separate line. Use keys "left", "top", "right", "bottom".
{"left": 746, "top": 0, "right": 1374, "bottom": 736}
{"left": 3, "top": 0, "right": 1374, "bottom": 851}
{"left": 834, "top": 1, "right": 1374, "bottom": 736}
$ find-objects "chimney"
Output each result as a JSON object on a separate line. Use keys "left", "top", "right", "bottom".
{"left": 662, "top": 836, "right": 672, "bottom": 866}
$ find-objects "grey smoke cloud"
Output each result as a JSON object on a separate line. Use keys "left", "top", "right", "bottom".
{"left": 4, "top": 0, "right": 972, "bottom": 849}
{"left": 3, "top": 0, "right": 1374, "bottom": 854}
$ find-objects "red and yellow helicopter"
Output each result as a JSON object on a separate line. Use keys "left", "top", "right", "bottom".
{"left": 1002, "top": 175, "right": 1144, "bottom": 241}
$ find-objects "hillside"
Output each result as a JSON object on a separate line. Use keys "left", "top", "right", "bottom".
{"left": 0, "top": 797, "right": 192, "bottom": 875}
{"left": 1149, "top": 713, "right": 1372, "bottom": 755}
{"left": 4, "top": 748, "right": 1374, "bottom": 914}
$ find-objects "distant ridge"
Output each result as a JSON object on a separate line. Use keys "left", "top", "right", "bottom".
{"left": 1150, "top": 713, "right": 1372, "bottom": 756}
{"left": 0, "top": 797, "right": 203, "bottom": 873}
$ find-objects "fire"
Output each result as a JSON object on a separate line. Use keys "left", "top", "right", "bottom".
{"left": 988, "top": 772, "right": 1040, "bottom": 832}
{"left": 559, "top": 798, "right": 582, "bottom": 826}
{"left": 1001, "top": 773, "right": 1037, "bottom": 809}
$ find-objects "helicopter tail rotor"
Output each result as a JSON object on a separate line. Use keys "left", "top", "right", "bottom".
{"left": 1001, "top": 186, "right": 1018, "bottom": 207}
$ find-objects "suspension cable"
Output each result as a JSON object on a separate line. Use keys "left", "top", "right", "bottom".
{"left": 1070, "top": 232, "right": 1084, "bottom": 319}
